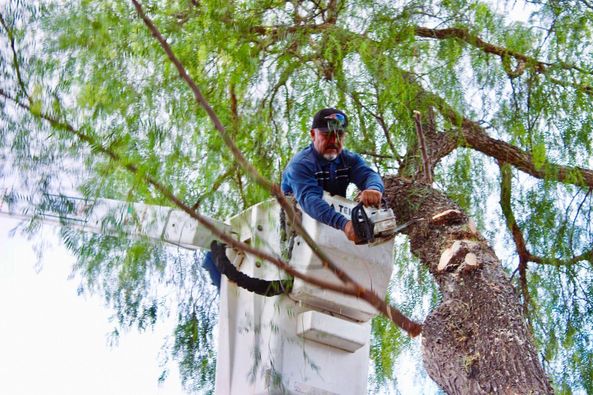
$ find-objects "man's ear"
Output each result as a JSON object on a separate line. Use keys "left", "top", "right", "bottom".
{"left": 310, "top": 129, "right": 316, "bottom": 140}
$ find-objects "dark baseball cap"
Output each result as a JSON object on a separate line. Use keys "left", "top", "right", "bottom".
{"left": 311, "top": 108, "right": 348, "bottom": 132}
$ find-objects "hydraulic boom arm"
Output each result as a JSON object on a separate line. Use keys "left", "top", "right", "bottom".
{"left": 0, "top": 189, "right": 231, "bottom": 250}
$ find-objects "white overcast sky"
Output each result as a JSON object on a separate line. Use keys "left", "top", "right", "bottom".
{"left": 0, "top": 216, "right": 186, "bottom": 395}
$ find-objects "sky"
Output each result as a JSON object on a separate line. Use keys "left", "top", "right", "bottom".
{"left": 0, "top": 216, "right": 186, "bottom": 395}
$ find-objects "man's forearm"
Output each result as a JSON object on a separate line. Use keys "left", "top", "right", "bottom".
{"left": 301, "top": 195, "right": 349, "bottom": 230}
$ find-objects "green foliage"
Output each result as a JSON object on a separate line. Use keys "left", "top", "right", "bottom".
{"left": 2, "top": 0, "right": 593, "bottom": 393}
{"left": 172, "top": 296, "right": 218, "bottom": 393}
{"left": 369, "top": 236, "right": 440, "bottom": 393}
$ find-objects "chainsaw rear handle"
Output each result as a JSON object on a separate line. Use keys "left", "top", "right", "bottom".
{"left": 351, "top": 202, "right": 375, "bottom": 245}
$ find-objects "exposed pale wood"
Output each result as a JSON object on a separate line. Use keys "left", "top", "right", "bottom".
{"left": 438, "top": 241, "right": 481, "bottom": 272}
{"left": 461, "top": 253, "right": 479, "bottom": 272}
{"left": 438, "top": 241, "right": 463, "bottom": 272}
{"left": 431, "top": 209, "right": 464, "bottom": 225}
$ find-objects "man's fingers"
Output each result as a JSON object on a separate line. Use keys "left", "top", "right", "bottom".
{"left": 343, "top": 221, "right": 357, "bottom": 242}
{"left": 359, "top": 190, "right": 382, "bottom": 207}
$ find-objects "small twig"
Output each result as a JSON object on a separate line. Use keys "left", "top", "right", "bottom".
{"left": 499, "top": 162, "right": 532, "bottom": 318}
{"left": 191, "top": 167, "right": 234, "bottom": 211}
{"left": 0, "top": 10, "right": 29, "bottom": 99}
{"left": 413, "top": 111, "right": 433, "bottom": 184}
{"left": 350, "top": 90, "right": 401, "bottom": 161}
{"left": 359, "top": 151, "right": 395, "bottom": 160}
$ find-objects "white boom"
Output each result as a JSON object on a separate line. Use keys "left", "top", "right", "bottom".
{"left": 1, "top": 189, "right": 397, "bottom": 394}
{"left": 0, "top": 189, "right": 231, "bottom": 250}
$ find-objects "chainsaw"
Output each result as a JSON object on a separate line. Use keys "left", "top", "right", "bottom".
{"left": 321, "top": 193, "right": 414, "bottom": 246}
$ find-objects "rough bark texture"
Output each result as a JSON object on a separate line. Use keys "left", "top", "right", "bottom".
{"left": 384, "top": 176, "right": 553, "bottom": 395}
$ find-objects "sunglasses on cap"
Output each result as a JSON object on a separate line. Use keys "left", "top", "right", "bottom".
{"left": 324, "top": 113, "right": 347, "bottom": 130}
{"left": 319, "top": 114, "right": 347, "bottom": 138}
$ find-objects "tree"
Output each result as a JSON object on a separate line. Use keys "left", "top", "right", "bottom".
{"left": 1, "top": 0, "right": 592, "bottom": 393}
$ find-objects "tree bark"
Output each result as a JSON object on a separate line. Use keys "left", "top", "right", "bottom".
{"left": 384, "top": 176, "right": 553, "bottom": 394}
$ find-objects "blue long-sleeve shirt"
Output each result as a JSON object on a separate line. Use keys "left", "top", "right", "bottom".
{"left": 281, "top": 144, "right": 384, "bottom": 230}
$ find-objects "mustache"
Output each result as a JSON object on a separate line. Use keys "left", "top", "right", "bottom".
{"left": 326, "top": 144, "right": 339, "bottom": 149}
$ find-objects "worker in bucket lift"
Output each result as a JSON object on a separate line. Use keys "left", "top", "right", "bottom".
{"left": 281, "top": 108, "right": 384, "bottom": 243}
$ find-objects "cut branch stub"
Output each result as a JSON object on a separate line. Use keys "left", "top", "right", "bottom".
{"left": 461, "top": 252, "right": 479, "bottom": 273}
{"left": 438, "top": 240, "right": 481, "bottom": 273}
{"left": 431, "top": 209, "right": 465, "bottom": 226}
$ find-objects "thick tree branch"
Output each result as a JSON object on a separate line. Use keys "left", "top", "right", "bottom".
{"left": 243, "top": 20, "right": 592, "bottom": 95}
{"left": 460, "top": 118, "right": 593, "bottom": 188}
{"left": 414, "top": 27, "right": 548, "bottom": 73}
{"left": 414, "top": 26, "right": 592, "bottom": 82}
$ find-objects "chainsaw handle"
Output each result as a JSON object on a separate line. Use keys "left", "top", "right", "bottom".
{"left": 351, "top": 202, "right": 375, "bottom": 245}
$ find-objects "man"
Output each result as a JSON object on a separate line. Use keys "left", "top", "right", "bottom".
{"left": 281, "top": 108, "right": 384, "bottom": 243}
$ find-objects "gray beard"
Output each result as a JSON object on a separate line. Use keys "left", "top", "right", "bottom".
{"left": 323, "top": 153, "right": 338, "bottom": 161}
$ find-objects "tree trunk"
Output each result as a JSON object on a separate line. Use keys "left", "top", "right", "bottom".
{"left": 384, "top": 176, "right": 553, "bottom": 394}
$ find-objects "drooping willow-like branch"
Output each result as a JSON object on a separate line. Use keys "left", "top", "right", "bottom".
{"left": 0, "top": 10, "right": 29, "bottom": 99}
{"left": 0, "top": 87, "right": 360, "bottom": 299}
{"left": 499, "top": 161, "right": 593, "bottom": 270}
{"left": 499, "top": 162, "right": 531, "bottom": 318}
{"left": 349, "top": 90, "right": 401, "bottom": 162}
{"left": 459, "top": 117, "right": 593, "bottom": 188}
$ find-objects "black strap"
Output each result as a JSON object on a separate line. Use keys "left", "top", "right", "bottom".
{"left": 210, "top": 241, "right": 293, "bottom": 296}
{"left": 351, "top": 202, "right": 375, "bottom": 245}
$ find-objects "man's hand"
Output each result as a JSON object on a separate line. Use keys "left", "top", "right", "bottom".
{"left": 358, "top": 189, "right": 382, "bottom": 207}
{"left": 343, "top": 221, "right": 357, "bottom": 243}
